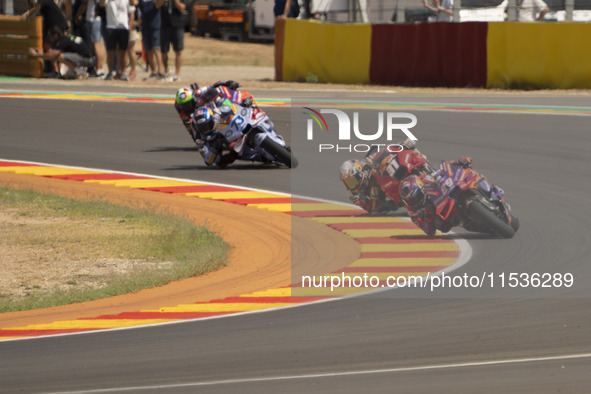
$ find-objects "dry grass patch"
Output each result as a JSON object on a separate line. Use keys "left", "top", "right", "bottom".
{"left": 0, "top": 187, "right": 229, "bottom": 312}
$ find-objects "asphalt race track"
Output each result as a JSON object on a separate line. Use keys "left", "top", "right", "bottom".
{"left": 1, "top": 84, "right": 591, "bottom": 393}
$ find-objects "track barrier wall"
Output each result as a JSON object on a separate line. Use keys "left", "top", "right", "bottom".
{"left": 370, "top": 22, "right": 488, "bottom": 88}
{"left": 0, "top": 16, "right": 43, "bottom": 78}
{"left": 487, "top": 22, "right": 591, "bottom": 89}
{"left": 281, "top": 18, "right": 372, "bottom": 84}
{"left": 275, "top": 19, "right": 591, "bottom": 89}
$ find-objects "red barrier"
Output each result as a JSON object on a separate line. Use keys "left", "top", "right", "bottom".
{"left": 274, "top": 17, "right": 285, "bottom": 81}
{"left": 370, "top": 22, "right": 488, "bottom": 88}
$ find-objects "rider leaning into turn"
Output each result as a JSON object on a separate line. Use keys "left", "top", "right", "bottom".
{"left": 399, "top": 157, "right": 473, "bottom": 236}
{"left": 191, "top": 105, "right": 239, "bottom": 168}
{"left": 338, "top": 139, "right": 425, "bottom": 215}
{"left": 174, "top": 80, "right": 254, "bottom": 167}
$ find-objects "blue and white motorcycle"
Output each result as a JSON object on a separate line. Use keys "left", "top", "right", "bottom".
{"left": 207, "top": 102, "right": 297, "bottom": 168}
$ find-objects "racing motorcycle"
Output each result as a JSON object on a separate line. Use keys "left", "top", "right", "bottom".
{"left": 428, "top": 161, "right": 519, "bottom": 238}
{"left": 364, "top": 143, "right": 433, "bottom": 209}
{"left": 206, "top": 88, "right": 297, "bottom": 168}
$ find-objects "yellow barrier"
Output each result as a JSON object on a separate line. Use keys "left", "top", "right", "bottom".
{"left": 487, "top": 22, "right": 591, "bottom": 89}
{"left": 0, "top": 16, "right": 43, "bottom": 78}
{"left": 282, "top": 19, "right": 371, "bottom": 84}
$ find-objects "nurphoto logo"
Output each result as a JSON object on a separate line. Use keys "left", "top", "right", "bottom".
{"left": 303, "top": 108, "right": 418, "bottom": 153}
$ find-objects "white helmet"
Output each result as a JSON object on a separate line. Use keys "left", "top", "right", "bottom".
{"left": 339, "top": 160, "right": 367, "bottom": 193}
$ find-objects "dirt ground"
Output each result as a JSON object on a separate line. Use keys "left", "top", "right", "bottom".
{"left": 180, "top": 34, "right": 274, "bottom": 67}
{"left": 0, "top": 208, "right": 180, "bottom": 299}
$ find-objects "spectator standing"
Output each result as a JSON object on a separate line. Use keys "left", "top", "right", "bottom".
{"left": 518, "top": 0, "right": 549, "bottom": 21}
{"left": 161, "top": 0, "right": 186, "bottom": 82}
{"left": 274, "top": 0, "right": 299, "bottom": 18}
{"left": 424, "top": 0, "right": 453, "bottom": 22}
{"left": 138, "top": 0, "right": 166, "bottom": 80}
{"left": 126, "top": 0, "right": 140, "bottom": 80}
{"left": 85, "top": 0, "right": 106, "bottom": 77}
{"left": 101, "top": 0, "right": 131, "bottom": 80}
{"left": 71, "top": 0, "right": 88, "bottom": 38}
{"left": 21, "top": 0, "right": 69, "bottom": 39}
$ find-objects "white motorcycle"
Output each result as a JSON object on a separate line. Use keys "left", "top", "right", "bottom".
{"left": 209, "top": 103, "right": 297, "bottom": 168}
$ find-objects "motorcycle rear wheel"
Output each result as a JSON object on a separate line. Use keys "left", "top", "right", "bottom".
{"left": 260, "top": 138, "right": 298, "bottom": 168}
{"left": 467, "top": 200, "right": 515, "bottom": 239}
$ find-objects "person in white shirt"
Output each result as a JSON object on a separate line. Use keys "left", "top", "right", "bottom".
{"left": 85, "top": 0, "right": 106, "bottom": 77}
{"left": 100, "top": 0, "right": 131, "bottom": 80}
{"left": 518, "top": 0, "right": 549, "bottom": 21}
{"left": 424, "top": 0, "right": 454, "bottom": 22}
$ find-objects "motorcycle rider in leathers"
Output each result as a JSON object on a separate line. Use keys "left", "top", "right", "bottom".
{"left": 190, "top": 104, "right": 240, "bottom": 168}
{"left": 399, "top": 157, "right": 473, "bottom": 236}
{"left": 338, "top": 139, "right": 431, "bottom": 215}
{"left": 174, "top": 80, "right": 254, "bottom": 167}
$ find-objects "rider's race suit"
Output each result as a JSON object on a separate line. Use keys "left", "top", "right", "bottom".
{"left": 194, "top": 105, "right": 239, "bottom": 168}
{"left": 403, "top": 158, "right": 473, "bottom": 236}
{"left": 404, "top": 174, "right": 442, "bottom": 237}
{"left": 174, "top": 81, "right": 254, "bottom": 167}
{"left": 174, "top": 82, "right": 229, "bottom": 142}
{"left": 348, "top": 141, "right": 429, "bottom": 215}
{"left": 195, "top": 104, "right": 280, "bottom": 168}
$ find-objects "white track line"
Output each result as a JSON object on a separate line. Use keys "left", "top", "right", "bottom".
{"left": 46, "top": 352, "right": 591, "bottom": 393}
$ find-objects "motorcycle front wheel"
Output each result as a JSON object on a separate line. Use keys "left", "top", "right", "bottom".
{"left": 260, "top": 138, "right": 298, "bottom": 168}
{"left": 466, "top": 200, "right": 515, "bottom": 239}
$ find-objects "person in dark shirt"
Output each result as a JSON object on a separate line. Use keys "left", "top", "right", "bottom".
{"left": 21, "top": 0, "right": 71, "bottom": 75}
{"left": 28, "top": 26, "right": 95, "bottom": 79}
{"left": 160, "top": 0, "right": 186, "bottom": 81}
{"left": 21, "top": 0, "right": 69, "bottom": 40}
{"left": 138, "top": 0, "right": 165, "bottom": 80}
{"left": 71, "top": 0, "right": 88, "bottom": 39}
{"left": 274, "top": 0, "right": 299, "bottom": 18}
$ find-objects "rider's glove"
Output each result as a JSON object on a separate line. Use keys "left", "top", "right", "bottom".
{"left": 194, "top": 139, "right": 205, "bottom": 149}
{"left": 360, "top": 156, "right": 373, "bottom": 170}
{"left": 240, "top": 97, "right": 253, "bottom": 107}
{"left": 214, "top": 80, "right": 240, "bottom": 90}
{"left": 225, "top": 80, "right": 240, "bottom": 90}
{"left": 190, "top": 82, "right": 199, "bottom": 92}
{"left": 400, "top": 138, "right": 417, "bottom": 150}
{"left": 457, "top": 157, "right": 472, "bottom": 168}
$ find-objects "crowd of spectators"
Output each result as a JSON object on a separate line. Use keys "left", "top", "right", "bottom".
{"left": 21, "top": 0, "right": 551, "bottom": 80}
{"left": 22, "top": 0, "right": 187, "bottom": 81}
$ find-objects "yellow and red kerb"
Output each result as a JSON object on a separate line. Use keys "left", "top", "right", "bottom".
{"left": 0, "top": 160, "right": 460, "bottom": 340}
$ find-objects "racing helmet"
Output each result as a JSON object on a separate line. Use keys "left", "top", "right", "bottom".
{"left": 176, "top": 87, "right": 195, "bottom": 114}
{"left": 399, "top": 175, "right": 426, "bottom": 210}
{"left": 192, "top": 106, "right": 215, "bottom": 135}
{"left": 339, "top": 160, "right": 367, "bottom": 193}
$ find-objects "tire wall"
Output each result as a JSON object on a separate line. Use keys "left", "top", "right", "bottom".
{"left": 274, "top": 19, "right": 591, "bottom": 89}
